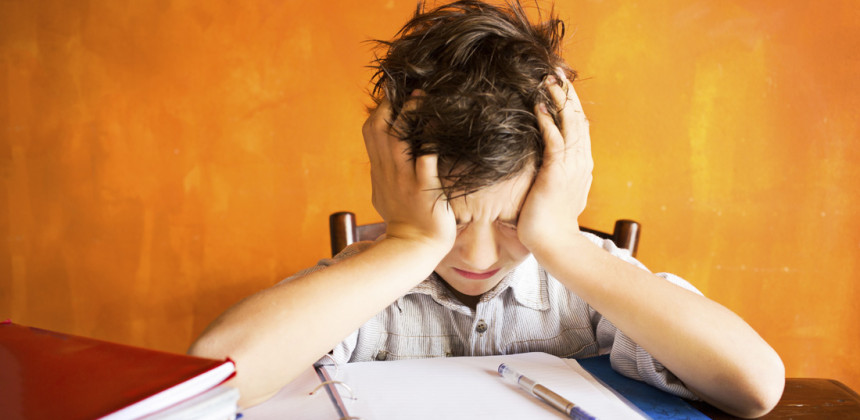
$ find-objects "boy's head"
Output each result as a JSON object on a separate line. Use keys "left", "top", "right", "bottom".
{"left": 370, "top": 0, "right": 573, "bottom": 197}
{"left": 369, "top": 1, "right": 575, "bottom": 300}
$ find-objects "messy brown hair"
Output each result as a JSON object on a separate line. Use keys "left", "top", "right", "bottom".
{"left": 369, "top": 0, "right": 574, "bottom": 197}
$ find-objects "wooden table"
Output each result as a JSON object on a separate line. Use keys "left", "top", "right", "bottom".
{"left": 690, "top": 378, "right": 860, "bottom": 419}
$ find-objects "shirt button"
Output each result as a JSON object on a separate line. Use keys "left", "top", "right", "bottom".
{"left": 475, "top": 320, "right": 488, "bottom": 334}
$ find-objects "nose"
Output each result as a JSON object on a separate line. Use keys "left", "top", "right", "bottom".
{"left": 456, "top": 224, "right": 499, "bottom": 271}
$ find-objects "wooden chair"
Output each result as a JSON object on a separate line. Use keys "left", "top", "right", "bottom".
{"left": 329, "top": 211, "right": 641, "bottom": 257}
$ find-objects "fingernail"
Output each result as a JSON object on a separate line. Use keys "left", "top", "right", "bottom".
{"left": 544, "top": 75, "right": 557, "bottom": 86}
{"left": 538, "top": 102, "right": 548, "bottom": 114}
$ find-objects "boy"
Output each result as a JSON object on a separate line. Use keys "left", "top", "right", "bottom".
{"left": 190, "top": 1, "right": 785, "bottom": 417}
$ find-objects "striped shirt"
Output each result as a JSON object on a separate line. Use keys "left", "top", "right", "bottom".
{"left": 286, "top": 232, "right": 700, "bottom": 399}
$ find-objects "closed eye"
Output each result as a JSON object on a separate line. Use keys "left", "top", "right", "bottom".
{"left": 455, "top": 219, "right": 517, "bottom": 232}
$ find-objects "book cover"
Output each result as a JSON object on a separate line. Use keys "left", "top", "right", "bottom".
{"left": 0, "top": 321, "right": 236, "bottom": 420}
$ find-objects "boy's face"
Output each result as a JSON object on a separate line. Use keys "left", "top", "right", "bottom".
{"left": 434, "top": 169, "right": 534, "bottom": 297}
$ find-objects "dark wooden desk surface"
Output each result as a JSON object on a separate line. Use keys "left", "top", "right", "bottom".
{"left": 689, "top": 378, "right": 860, "bottom": 419}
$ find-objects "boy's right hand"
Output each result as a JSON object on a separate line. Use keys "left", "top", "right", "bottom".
{"left": 362, "top": 93, "right": 457, "bottom": 258}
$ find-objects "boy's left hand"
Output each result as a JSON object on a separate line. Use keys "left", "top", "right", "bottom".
{"left": 517, "top": 72, "right": 593, "bottom": 251}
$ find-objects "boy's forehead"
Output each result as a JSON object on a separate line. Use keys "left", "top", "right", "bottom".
{"left": 447, "top": 170, "right": 534, "bottom": 222}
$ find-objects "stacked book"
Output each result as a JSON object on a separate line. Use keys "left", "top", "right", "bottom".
{"left": 0, "top": 321, "right": 238, "bottom": 420}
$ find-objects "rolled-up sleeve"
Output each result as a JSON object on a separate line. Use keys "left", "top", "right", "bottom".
{"left": 599, "top": 312, "right": 700, "bottom": 400}
{"left": 589, "top": 235, "right": 702, "bottom": 400}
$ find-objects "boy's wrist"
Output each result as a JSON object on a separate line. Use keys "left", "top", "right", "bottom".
{"left": 525, "top": 228, "right": 592, "bottom": 270}
{"left": 374, "top": 234, "right": 452, "bottom": 269}
{"left": 382, "top": 221, "right": 455, "bottom": 255}
{"left": 519, "top": 220, "right": 582, "bottom": 256}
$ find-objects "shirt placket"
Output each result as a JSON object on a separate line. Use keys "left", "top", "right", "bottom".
{"left": 470, "top": 298, "right": 496, "bottom": 356}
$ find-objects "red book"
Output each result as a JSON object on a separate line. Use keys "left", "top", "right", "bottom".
{"left": 0, "top": 322, "right": 236, "bottom": 420}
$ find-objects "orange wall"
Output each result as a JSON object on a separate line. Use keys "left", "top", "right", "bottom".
{"left": 2, "top": 1, "right": 858, "bottom": 391}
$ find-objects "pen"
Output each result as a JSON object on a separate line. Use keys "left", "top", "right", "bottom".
{"left": 498, "top": 363, "right": 596, "bottom": 420}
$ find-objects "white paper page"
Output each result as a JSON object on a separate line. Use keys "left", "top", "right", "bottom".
{"left": 337, "top": 352, "right": 645, "bottom": 420}
{"left": 241, "top": 366, "right": 339, "bottom": 419}
{"left": 143, "top": 385, "right": 239, "bottom": 420}
{"left": 563, "top": 359, "right": 651, "bottom": 419}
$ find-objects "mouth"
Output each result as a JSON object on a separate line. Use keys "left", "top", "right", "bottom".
{"left": 453, "top": 267, "right": 501, "bottom": 280}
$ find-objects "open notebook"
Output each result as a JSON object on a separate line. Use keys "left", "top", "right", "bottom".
{"left": 243, "top": 352, "right": 646, "bottom": 419}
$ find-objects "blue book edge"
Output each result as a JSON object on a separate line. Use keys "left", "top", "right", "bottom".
{"left": 577, "top": 355, "right": 710, "bottom": 420}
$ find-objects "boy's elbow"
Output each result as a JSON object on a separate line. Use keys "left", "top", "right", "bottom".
{"left": 696, "top": 349, "right": 785, "bottom": 418}
{"left": 188, "top": 329, "right": 235, "bottom": 361}
{"left": 748, "top": 357, "right": 786, "bottom": 418}
{"left": 188, "top": 334, "right": 213, "bottom": 357}
{"left": 187, "top": 329, "right": 294, "bottom": 409}
{"left": 727, "top": 353, "right": 786, "bottom": 418}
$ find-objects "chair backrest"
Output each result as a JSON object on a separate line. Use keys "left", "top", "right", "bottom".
{"left": 329, "top": 211, "right": 640, "bottom": 257}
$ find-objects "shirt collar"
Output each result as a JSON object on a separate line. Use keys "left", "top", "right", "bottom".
{"left": 495, "top": 254, "right": 550, "bottom": 311}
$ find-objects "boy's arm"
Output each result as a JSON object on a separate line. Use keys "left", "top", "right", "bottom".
{"left": 518, "top": 73, "right": 785, "bottom": 418}
{"left": 540, "top": 237, "right": 784, "bottom": 417}
{"left": 189, "top": 237, "right": 446, "bottom": 407}
{"left": 188, "top": 94, "right": 455, "bottom": 407}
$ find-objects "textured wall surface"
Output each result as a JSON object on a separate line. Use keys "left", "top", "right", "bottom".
{"left": 2, "top": 1, "right": 858, "bottom": 391}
